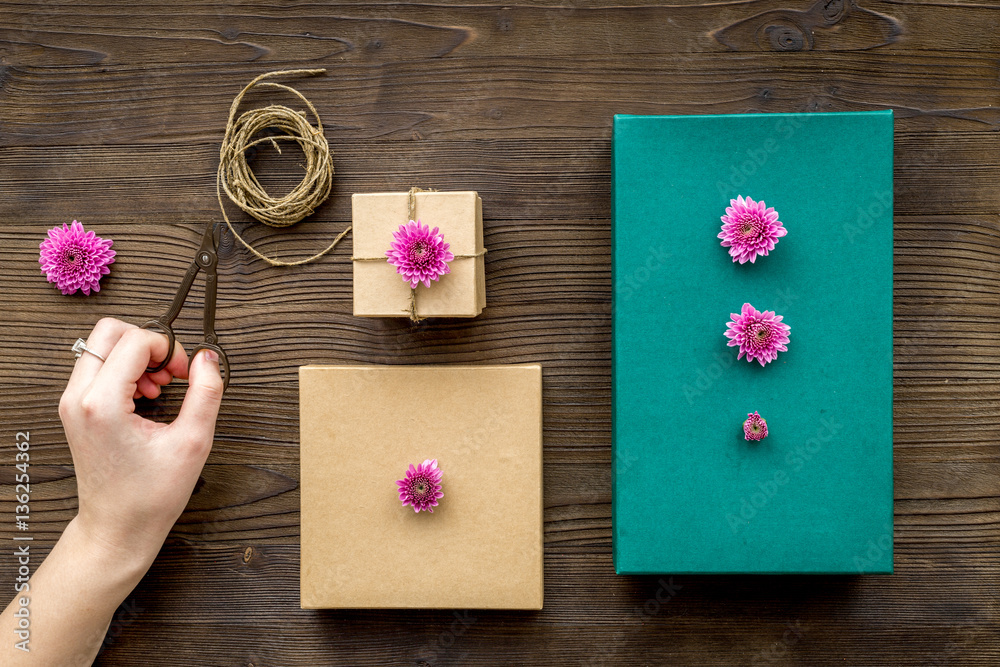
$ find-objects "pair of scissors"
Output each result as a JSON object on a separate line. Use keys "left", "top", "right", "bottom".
{"left": 141, "top": 222, "right": 230, "bottom": 392}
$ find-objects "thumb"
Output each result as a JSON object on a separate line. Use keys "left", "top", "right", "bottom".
{"left": 173, "top": 348, "right": 224, "bottom": 445}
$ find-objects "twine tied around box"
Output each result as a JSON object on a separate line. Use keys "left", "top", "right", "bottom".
{"left": 352, "top": 187, "right": 487, "bottom": 322}
{"left": 217, "top": 69, "right": 352, "bottom": 267}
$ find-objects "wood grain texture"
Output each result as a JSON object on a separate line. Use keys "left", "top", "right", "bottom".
{"left": 1, "top": 0, "right": 999, "bottom": 664}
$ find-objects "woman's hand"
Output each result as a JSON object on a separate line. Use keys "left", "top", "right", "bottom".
{"left": 59, "top": 317, "right": 224, "bottom": 559}
{"left": 1, "top": 316, "right": 224, "bottom": 665}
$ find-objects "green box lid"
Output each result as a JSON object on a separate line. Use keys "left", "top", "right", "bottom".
{"left": 612, "top": 111, "right": 894, "bottom": 574}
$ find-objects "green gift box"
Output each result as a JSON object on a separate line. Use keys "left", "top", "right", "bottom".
{"left": 612, "top": 111, "right": 894, "bottom": 574}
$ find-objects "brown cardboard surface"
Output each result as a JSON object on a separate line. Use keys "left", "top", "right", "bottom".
{"left": 299, "top": 365, "right": 543, "bottom": 609}
{"left": 352, "top": 191, "right": 485, "bottom": 318}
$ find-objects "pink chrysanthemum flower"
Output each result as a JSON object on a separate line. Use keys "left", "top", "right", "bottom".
{"left": 744, "top": 412, "right": 768, "bottom": 441}
{"left": 718, "top": 195, "right": 786, "bottom": 264}
{"left": 39, "top": 220, "right": 115, "bottom": 296}
{"left": 385, "top": 220, "right": 454, "bottom": 289}
{"left": 396, "top": 459, "right": 444, "bottom": 513}
{"left": 724, "top": 303, "right": 791, "bottom": 366}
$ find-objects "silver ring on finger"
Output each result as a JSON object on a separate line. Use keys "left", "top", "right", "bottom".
{"left": 72, "top": 338, "right": 107, "bottom": 362}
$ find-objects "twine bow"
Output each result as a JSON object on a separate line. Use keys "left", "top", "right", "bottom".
{"left": 353, "top": 187, "right": 487, "bottom": 322}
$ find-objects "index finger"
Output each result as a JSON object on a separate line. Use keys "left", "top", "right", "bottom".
{"left": 66, "top": 318, "right": 134, "bottom": 397}
{"left": 92, "top": 328, "right": 180, "bottom": 410}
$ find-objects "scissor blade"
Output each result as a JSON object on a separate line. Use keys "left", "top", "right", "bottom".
{"left": 211, "top": 221, "right": 222, "bottom": 250}
{"left": 196, "top": 221, "right": 218, "bottom": 254}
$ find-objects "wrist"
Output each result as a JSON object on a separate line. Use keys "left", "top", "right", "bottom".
{"left": 64, "top": 515, "right": 162, "bottom": 588}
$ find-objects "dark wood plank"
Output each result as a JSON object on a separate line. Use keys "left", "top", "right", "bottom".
{"left": 4, "top": 54, "right": 1000, "bottom": 147}
{"left": 0, "top": 465, "right": 997, "bottom": 664}
{"left": 70, "top": 553, "right": 1000, "bottom": 666}
{"left": 2, "top": 458, "right": 998, "bottom": 550}
{"left": 2, "top": 0, "right": 1000, "bottom": 664}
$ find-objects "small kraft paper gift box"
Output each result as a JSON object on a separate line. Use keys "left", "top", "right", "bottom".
{"left": 352, "top": 190, "right": 486, "bottom": 319}
{"left": 299, "top": 364, "right": 543, "bottom": 609}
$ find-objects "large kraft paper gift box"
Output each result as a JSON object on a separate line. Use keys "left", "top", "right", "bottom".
{"left": 352, "top": 191, "right": 486, "bottom": 318}
{"left": 612, "top": 111, "right": 894, "bottom": 574}
{"left": 299, "top": 365, "right": 543, "bottom": 609}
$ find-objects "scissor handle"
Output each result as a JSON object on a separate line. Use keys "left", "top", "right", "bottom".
{"left": 141, "top": 319, "right": 176, "bottom": 374}
{"left": 191, "top": 343, "right": 230, "bottom": 394}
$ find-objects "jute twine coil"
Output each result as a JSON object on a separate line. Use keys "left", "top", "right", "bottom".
{"left": 353, "top": 187, "right": 487, "bottom": 322}
{"left": 217, "top": 69, "right": 350, "bottom": 267}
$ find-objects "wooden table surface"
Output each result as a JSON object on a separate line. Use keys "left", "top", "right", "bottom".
{"left": 2, "top": 0, "right": 998, "bottom": 665}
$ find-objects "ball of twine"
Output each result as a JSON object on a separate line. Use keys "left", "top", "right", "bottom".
{"left": 216, "top": 69, "right": 350, "bottom": 267}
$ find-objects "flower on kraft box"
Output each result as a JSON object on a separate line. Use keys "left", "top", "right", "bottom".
{"left": 724, "top": 303, "right": 791, "bottom": 366}
{"left": 386, "top": 220, "right": 454, "bottom": 289}
{"left": 744, "top": 412, "right": 768, "bottom": 441}
{"left": 396, "top": 459, "right": 444, "bottom": 513}
{"left": 718, "top": 195, "right": 786, "bottom": 264}
{"left": 39, "top": 220, "right": 116, "bottom": 296}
